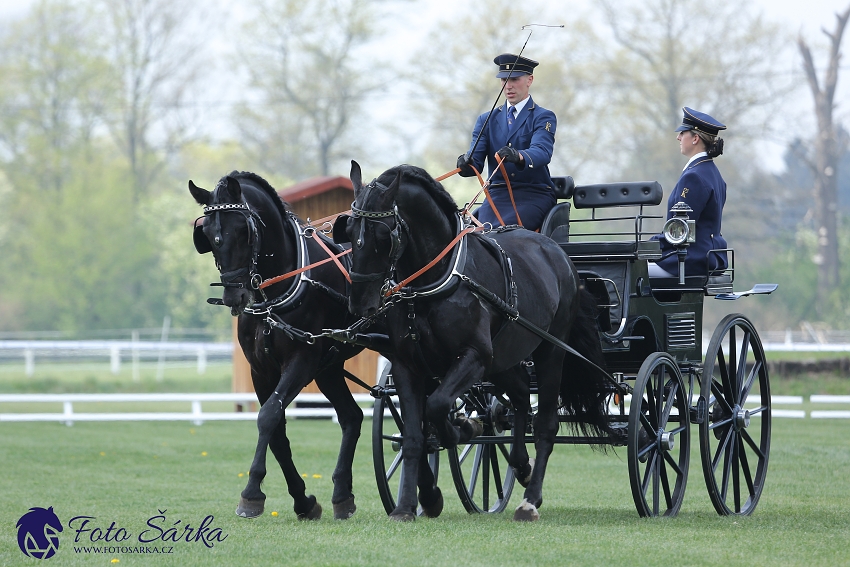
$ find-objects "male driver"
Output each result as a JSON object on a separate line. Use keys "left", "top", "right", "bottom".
{"left": 457, "top": 53, "right": 557, "bottom": 231}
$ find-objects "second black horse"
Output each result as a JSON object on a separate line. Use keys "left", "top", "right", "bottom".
{"left": 336, "top": 162, "right": 611, "bottom": 521}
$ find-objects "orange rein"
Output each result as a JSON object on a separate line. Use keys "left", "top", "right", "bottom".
{"left": 436, "top": 154, "right": 521, "bottom": 228}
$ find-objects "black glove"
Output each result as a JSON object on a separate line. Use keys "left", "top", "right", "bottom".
{"left": 456, "top": 154, "right": 475, "bottom": 177}
{"left": 497, "top": 146, "right": 522, "bottom": 164}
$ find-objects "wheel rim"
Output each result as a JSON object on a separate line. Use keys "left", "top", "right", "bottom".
{"left": 447, "top": 387, "right": 515, "bottom": 513}
{"left": 628, "top": 352, "right": 690, "bottom": 517}
{"left": 372, "top": 365, "right": 439, "bottom": 516}
{"left": 700, "top": 314, "right": 771, "bottom": 516}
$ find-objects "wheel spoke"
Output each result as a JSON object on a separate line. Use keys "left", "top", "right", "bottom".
{"left": 641, "top": 449, "right": 657, "bottom": 493}
{"left": 740, "top": 428, "right": 766, "bottom": 460}
{"left": 386, "top": 450, "right": 403, "bottom": 480}
{"left": 490, "top": 447, "right": 505, "bottom": 501}
{"left": 457, "top": 443, "right": 473, "bottom": 466}
{"left": 497, "top": 442, "right": 511, "bottom": 462}
{"left": 659, "top": 456, "right": 673, "bottom": 509}
{"left": 652, "top": 452, "right": 660, "bottom": 516}
{"left": 712, "top": 423, "right": 734, "bottom": 472}
{"left": 661, "top": 379, "right": 679, "bottom": 424}
{"left": 640, "top": 412, "right": 656, "bottom": 436}
{"left": 387, "top": 399, "right": 404, "bottom": 429}
{"left": 741, "top": 360, "right": 761, "bottom": 403}
{"left": 667, "top": 424, "right": 688, "bottom": 437}
{"left": 709, "top": 416, "right": 733, "bottom": 433}
{"left": 739, "top": 440, "right": 756, "bottom": 497}
{"left": 720, "top": 432, "right": 735, "bottom": 502}
{"left": 637, "top": 442, "right": 654, "bottom": 462}
{"left": 736, "top": 330, "right": 752, "bottom": 403}
{"left": 644, "top": 383, "right": 659, "bottom": 429}
{"left": 733, "top": 435, "right": 742, "bottom": 513}
{"left": 468, "top": 445, "right": 483, "bottom": 496}
{"left": 482, "top": 445, "right": 491, "bottom": 510}
{"left": 662, "top": 449, "right": 684, "bottom": 477}
{"left": 711, "top": 379, "right": 734, "bottom": 414}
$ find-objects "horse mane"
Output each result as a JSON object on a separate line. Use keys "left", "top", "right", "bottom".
{"left": 376, "top": 165, "right": 458, "bottom": 218}
{"left": 222, "top": 170, "right": 294, "bottom": 221}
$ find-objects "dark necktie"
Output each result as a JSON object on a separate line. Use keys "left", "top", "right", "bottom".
{"left": 507, "top": 106, "right": 517, "bottom": 128}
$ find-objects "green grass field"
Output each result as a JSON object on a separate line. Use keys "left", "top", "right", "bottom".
{"left": 1, "top": 416, "right": 849, "bottom": 567}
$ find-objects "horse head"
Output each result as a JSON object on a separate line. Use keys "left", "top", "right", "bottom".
{"left": 338, "top": 160, "right": 409, "bottom": 317}
{"left": 190, "top": 175, "right": 267, "bottom": 316}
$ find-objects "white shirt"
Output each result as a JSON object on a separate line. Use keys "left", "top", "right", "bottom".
{"left": 507, "top": 96, "right": 530, "bottom": 121}
{"left": 683, "top": 151, "right": 708, "bottom": 171}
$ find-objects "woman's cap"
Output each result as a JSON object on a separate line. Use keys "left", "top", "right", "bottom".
{"left": 675, "top": 107, "right": 726, "bottom": 136}
{"left": 494, "top": 53, "right": 539, "bottom": 78}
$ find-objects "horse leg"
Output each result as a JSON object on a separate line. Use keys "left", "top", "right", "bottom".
{"left": 424, "top": 347, "right": 487, "bottom": 449}
{"left": 416, "top": 435, "right": 443, "bottom": 518}
{"left": 490, "top": 366, "right": 534, "bottom": 488}
{"left": 238, "top": 358, "right": 319, "bottom": 520}
{"left": 514, "top": 345, "right": 565, "bottom": 522}
{"left": 315, "top": 364, "right": 363, "bottom": 520}
{"left": 388, "top": 362, "right": 426, "bottom": 521}
{"left": 268, "top": 419, "right": 322, "bottom": 520}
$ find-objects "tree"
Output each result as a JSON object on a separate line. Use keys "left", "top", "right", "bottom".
{"left": 797, "top": 5, "right": 850, "bottom": 316}
{"left": 234, "top": 0, "right": 387, "bottom": 178}
{"left": 0, "top": 0, "right": 109, "bottom": 193}
{"left": 595, "top": 0, "right": 793, "bottom": 186}
{"left": 97, "top": 0, "right": 209, "bottom": 198}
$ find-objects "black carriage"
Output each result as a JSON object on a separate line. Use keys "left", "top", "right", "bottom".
{"left": 371, "top": 176, "right": 776, "bottom": 518}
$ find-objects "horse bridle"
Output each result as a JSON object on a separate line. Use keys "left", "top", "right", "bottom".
{"left": 194, "top": 201, "right": 266, "bottom": 293}
{"left": 339, "top": 179, "right": 409, "bottom": 286}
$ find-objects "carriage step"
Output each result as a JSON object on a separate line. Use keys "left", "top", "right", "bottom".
{"left": 689, "top": 397, "right": 707, "bottom": 424}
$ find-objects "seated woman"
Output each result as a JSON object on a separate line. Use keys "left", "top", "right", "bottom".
{"left": 649, "top": 107, "right": 729, "bottom": 279}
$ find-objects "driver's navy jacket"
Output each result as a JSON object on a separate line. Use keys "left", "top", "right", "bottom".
{"left": 466, "top": 96, "right": 557, "bottom": 231}
{"left": 655, "top": 156, "right": 728, "bottom": 277}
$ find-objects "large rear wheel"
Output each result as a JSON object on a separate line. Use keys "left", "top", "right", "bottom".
{"left": 628, "top": 352, "right": 690, "bottom": 517}
{"left": 700, "top": 314, "right": 771, "bottom": 516}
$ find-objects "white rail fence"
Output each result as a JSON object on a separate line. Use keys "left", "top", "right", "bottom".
{"left": 1, "top": 393, "right": 848, "bottom": 425}
{"left": 0, "top": 393, "right": 376, "bottom": 426}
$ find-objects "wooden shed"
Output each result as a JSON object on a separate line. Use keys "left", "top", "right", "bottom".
{"left": 232, "top": 176, "right": 378, "bottom": 399}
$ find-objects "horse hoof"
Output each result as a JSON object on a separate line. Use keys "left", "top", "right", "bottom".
{"left": 296, "top": 500, "right": 322, "bottom": 521}
{"left": 236, "top": 497, "right": 265, "bottom": 518}
{"left": 513, "top": 498, "right": 540, "bottom": 522}
{"left": 419, "top": 488, "right": 444, "bottom": 518}
{"left": 389, "top": 511, "right": 416, "bottom": 522}
{"left": 333, "top": 496, "right": 356, "bottom": 520}
{"left": 455, "top": 415, "right": 484, "bottom": 442}
{"left": 516, "top": 458, "right": 535, "bottom": 488}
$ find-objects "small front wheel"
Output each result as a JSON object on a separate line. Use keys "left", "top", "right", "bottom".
{"left": 628, "top": 352, "right": 690, "bottom": 517}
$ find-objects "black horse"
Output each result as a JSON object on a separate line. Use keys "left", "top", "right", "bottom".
{"left": 336, "top": 161, "right": 610, "bottom": 521}
{"left": 190, "top": 172, "right": 366, "bottom": 520}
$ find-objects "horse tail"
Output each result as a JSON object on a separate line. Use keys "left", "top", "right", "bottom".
{"left": 559, "top": 286, "right": 612, "bottom": 445}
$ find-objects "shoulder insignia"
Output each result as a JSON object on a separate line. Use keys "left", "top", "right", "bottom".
{"left": 681, "top": 187, "right": 689, "bottom": 198}
{"left": 545, "top": 122, "right": 551, "bottom": 132}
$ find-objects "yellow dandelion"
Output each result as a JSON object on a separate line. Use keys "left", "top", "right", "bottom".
{"left": 312, "top": 474, "right": 322, "bottom": 479}
{"left": 190, "top": 429, "right": 196, "bottom": 435}
{"left": 111, "top": 559, "right": 120, "bottom": 564}
{"left": 271, "top": 511, "right": 279, "bottom": 517}
{"left": 99, "top": 452, "right": 106, "bottom": 456}
{"left": 238, "top": 473, "right": 244, "bottom": 478}
{"left": 201, "top": 451, "right": 208, "bottom": 457}
{"left": 302, "top": 473, "right": 307, "bottom": 478}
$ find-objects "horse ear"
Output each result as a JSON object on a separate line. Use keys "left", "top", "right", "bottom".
{"left": 384, "top": 171, "right": 402, "bottom": 201}
{"left": 350, "top": 160, "right": 363, "bottom": 198}
{"left": 224, "top": 176, "right": 242, "bottom": 201}
{"left": 189, "top": 180, "right": 211, "bottom": 206}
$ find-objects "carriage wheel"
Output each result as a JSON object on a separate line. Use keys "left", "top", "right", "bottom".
{"left": 446, "top": 387, "right": 516, "bottom": 514}
{"left": 371, "top": 361, "right": 440, "bottom": 516}
{"left": 628, "top": 352, "right": 690, "bottom": 517}
{"left": 700, "top": 314, "right": 771, "bottom": 516}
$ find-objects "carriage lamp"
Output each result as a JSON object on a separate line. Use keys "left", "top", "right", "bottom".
{"left": 662, "top": 202, "right": 695, "bottom": 284}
